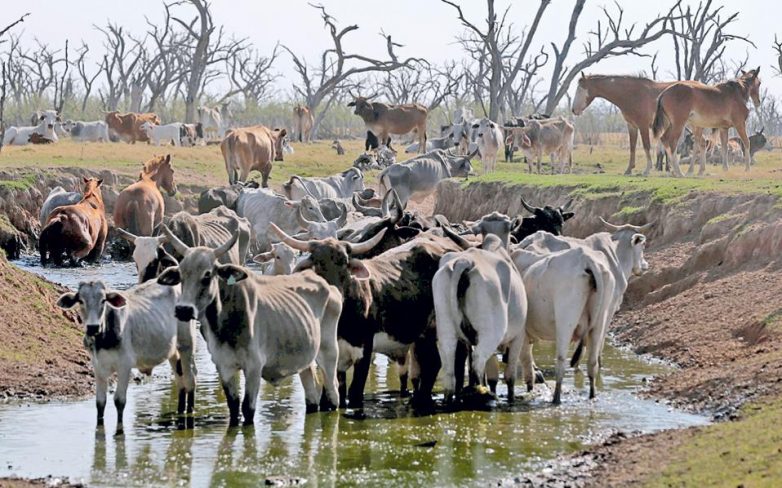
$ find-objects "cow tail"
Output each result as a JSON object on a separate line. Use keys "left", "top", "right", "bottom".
{"left": 39, "top": 218, "right": 62, "bottom": 264}
{"left": 282, "top": 176, "right": 294, "bottom": 198}
{"left": 652, "top": 96, "right": 669, "bottom": 139}
{"left": 581, "top": 257, "right": 612, "bottom": 366}
{"left": 448, "top": 259, "right": 473, "bottom": 325}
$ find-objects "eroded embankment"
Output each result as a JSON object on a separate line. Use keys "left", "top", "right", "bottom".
{"left": 436, "top": 180, "right": 782, "bottom": 487}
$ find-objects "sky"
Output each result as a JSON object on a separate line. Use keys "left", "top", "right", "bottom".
{"left": 4, "top": 0, "right": 781, "bottom": 101}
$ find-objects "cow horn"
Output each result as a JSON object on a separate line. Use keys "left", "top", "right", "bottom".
{"left": 560, "top": 198, "right": 574, "bottom": 211}
{"left": 352, "top": 193, "right": 381, "bottom": 217}
{"left": 442, "top": 224, "right": 473, "bottom": 250}
{"left": 297, "top": 206, "right": 316, "bottom": 228}
{"left": 599, "top": 217, "right": 651, "bottom": 233}
{"left": 520, "top": 197, "right": 540, "bottom": 214}
{"left": 213, "top": 232, "right": 239, "bottom": 259}
{"left": 116, "top": 228, "right": 137, "bottom": 244}
{"left": 331, "top": 203, "right": 348, "bottom": 228}
{"left": 388, "top": 189, "right": 403, "bottom": 223}
{"left": 161, "top": 225, "right": 189, "bottom": 255}
{"left": 347, "top": 228, "right": 387, "bottom": 255}
{"left": 269, "top": 223, "right": 312, "bottom": 252}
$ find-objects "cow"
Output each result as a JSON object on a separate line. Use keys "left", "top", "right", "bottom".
{"left": 57, "top": 280, "right": 196, "bottom": 434}
{"left": 157, "top": 231, "right": 343, "bottom": 424}
{"left": 39, "top": 177, "right": 108, "bottom": 266}
{"left": 39, "top": 186, "right": 82, "bottom": 226}
{"left": 235, "top": 188, "right": 331, "bottom": 252}
{"left": 379, "top": 149, "right": 475, "bottom": 208}
{"left": 292, "top": 205, "right": 348, "bottom": 240}
{"left": 433, "top": 234, "right": 528, "bottom": 403}
{"left": 3, "top": 110, "right": 60, "bottom": 146}
{"left": 179, "top": 123, "right": 201, "bottom": 146}
{"left": 510, "top": 118, "right": 575, "bottom": 174}
{"left": 405, "top": 133, "right": 455, "bottom": 154}
{"left": 348, "top": 96, "right": 428, "bottom": 154}
{"left": 61, "top": 120, "right": 110, "bottom": 143}
{"left": 271, "top": 224, "right": 461, "bottom": 409}
{"left": 471, "top": 118, "right": 504, "bottom": 174}
{"left": 141, "top": 122, "right": 183, "bottom": 146}
{"left": 197, "top": 181, "right": 259, "bottom": 214}
{"left": 282, "top": 134, "right": 294, "bottom": 155}
{"left": 197, "top": 106, "right": 224, "bottom": 140}
{"left": 293, "top": 104, "right": 314, "bottom": 143}
{"left": 510, "top": 197, "right": 575, "bottom": 243}
{"left": 511, "top": 246, "right": 616, "bottom": 404}
{"left": 729, "top": 128, "right": 768, "bottom": 163}
{"left": 105, "top": 111, "right": 161, "bottom": 143}
{"left": 282, "top": 168, "right": 365, "bottom": 200}
{"left": 253, "top": 242, "right": 297, "bottom": 276}
{"left": 221, "top": 125, "right": 287, "bottom": 187}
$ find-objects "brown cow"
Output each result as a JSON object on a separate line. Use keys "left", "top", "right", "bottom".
{"left": 293, "top": 104, "right": 314, "bottom": 143}
{"left": 220, "top": 125, "right": 287, "bottom": 187}
{"left": 114, "top": 154, "right": 178, "bottom": 236}
{"left": 347, "top": 96, "right": 428, "bottom": 154}
{"left": 105, "top": 111, "right": 161, "bottom": 143}
{"left": 39, "top": 177, "right": 108, "bottom": 266}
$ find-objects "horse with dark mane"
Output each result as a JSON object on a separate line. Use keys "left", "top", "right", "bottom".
{"left": 653, "top": 68, "right": 761, "bottom": 177}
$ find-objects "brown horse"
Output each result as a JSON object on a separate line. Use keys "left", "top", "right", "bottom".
{"left": 114, "top": 154, "right": 177, "bottom": 236}
{"left": 572, "top": 74, "right": 676, "bottom": 175}
{"left": 39, "top": 177, "right": 108, "bottom": 266}
{"left": 653, "top": 68, "right": 762, "bottom": 177}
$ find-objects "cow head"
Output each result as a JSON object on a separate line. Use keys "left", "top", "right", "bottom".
{"left": 347, "top": 96, "right": 376, "bottom": 121}
{"left": 157, "top": 227, "right": 242, "bottom": 322}
{"left": 475, "top": 119, "right": 497, "bottom": 139}
{"left": 57, "top": 281, "right": 127, "bottom": 338}
{"left": 272, "top": 128, "right": 288, "bottom": 162}
{"left": 270, "top": 223, "right": 387, "bottom": 288}
{"left": 446, "top": 150, "right": 475, "bottom": 177}
{"left": 572, "top": 72, "right": 595, "bottom": 115}
{"left": 466, "top": 212, "right": 514, "bottom": 249}
{"left": 253, "top": 241, "right": 297, "bottom": 275}
{"left": 599, "top": 218, "right": 652, "bottom": 277}
{"left": 116, "top": 229, "right": 177, "bottom": 283}
{"left": 511, "top": 197, "right": 575, "bottom": 242}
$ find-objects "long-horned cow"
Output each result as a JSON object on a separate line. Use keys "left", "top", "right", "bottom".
{"left": 348, "top": 96, "right": 428, "bottom": 154}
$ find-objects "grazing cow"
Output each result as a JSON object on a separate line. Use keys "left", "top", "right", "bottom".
{"left": 39, "top": 177, "right": 108, "bottom": 266}
{"left": 157, "top": 231, "right": 343, "bottom": 423}
{"left": 510, "top": 118, "right": 575, "bottom": 174}
{"left": 197, "top": 106, "right": 224, "bottom": 140}
{"left": 379, "top": 149, "right": 475, "bottom": 208}
{"left": 3, "top": 110, "right": 60, "bottom": 146}
{"left": 62, "top": 120, "right": 110, "bottom": 142}
{"left": 272, "top": 225, "right": 460, "bottom": 408}
{"left": 114, "top": 155, "right": 177, "bottom": 237}
{"left": 332, "top": 140, "right": 345, "bottom": 155}
{"left": 433, "top": 234, "right": 528, "bottom": 402}
{"left": 236, "top": 188, "right": 331, "bottom": 252}
{"left": 293, "top": 104, "right": 314, "bottom": 143}
{"left": 179, "top": 123, "right": 201, "bottom": 146}
{"left": 511, "top": 246, "right": 616, "bottom": 404}
{"left": 40, "top": 186, "right": 82, "bottom": 226}
{"left": 283, "top": 168, "right": 365, "bottom": 200}
{"left": 221, "top": 125, "right": 287, "bottom": 187}
{"left": 57, "top": 280, "right": 195, "bottom": 434}
{"left": 348, "top": 96, "right": 428, "bottom": 153}
{"left": 141, "top": 122, "right": 183, "bottom": 146}
{"left": 471, "top": 118, "right": 504, "bottom": 174}
{"left": 253, "top": 242, "right": 297, "bottom": 276}
{"left": 104, "top": 111, "right": 160, "bottom": 143}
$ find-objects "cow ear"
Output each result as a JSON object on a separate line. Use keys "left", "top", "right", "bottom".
{"left": 164, "top": 154, "right": 171, "bottom": 164}
{"left": 348, "top": 258, "right": 370, "bottom": 280}
{"left": 82, "top": 176, "right": 90, "bottom": 184}
{"left": 157, "top": 247, "right": 178, "bottom": 269}
{"left": 57, "top": 292, "right": 79, "bottom": 309}
{"left": 97, "top": 179, "right": 104, "bottom": 186}
{"left": 562, "top": 211, "right": 575, "bottom": 221}
{"left": 279, "top": 128, "right": 287, "bottom": 137}
{"left": 217, "top": 264, "right": 248, "bottom": 284}
{"left": 106, "top": 292, "right": 127, "bottom": 308}
{"left": 157, "top": 266, "right": 181, "bottom": 286}
{"left": 632, "top": 234, "right": 646, "bottom": 246}
{"left": 347, "top": 101, "right": 356, "bottom": 107}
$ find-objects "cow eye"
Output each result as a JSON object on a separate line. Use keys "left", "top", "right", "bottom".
{"left": 202, "top": 271, "right": 212, "bottom": 282}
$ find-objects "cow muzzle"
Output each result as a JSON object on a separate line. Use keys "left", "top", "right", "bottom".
{"left": 47, "top": 124, "right": 54, "bottom": 129}
{"left": 175, "top": 305, "right": 197, "bottom": 322}
{"left": 86, "top": 324, "right": 101, "bottom": 337}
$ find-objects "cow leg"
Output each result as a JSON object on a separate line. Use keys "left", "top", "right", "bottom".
{"left": 299, "top": 363, "right": 322, "bottom": 414}
{"left": 418, "top": 124, "right": 427, "bottom": 154}
{"left": 316, "top": 296, "right": 341, "bottom": 411}
{"left": 337, "top": 370, "right": 348, "bottom": 408}
{"left": 436, "top": 318, "right": 459, "bottom": 404}
{"left": 412, "top": 330, "right": 440, "bottom": 410}
{"left": 220, "top": 368, "right": 241, "bottom": 426}
{"left": 454, "top": 341, "right": 468, "bottom": 396}
{"left": 640, "top": 127, "right": 654, "bottom": 176}
{"left": 177, "top": 320, "right": 198, "bottom": 414}
{"left": 485, "top": 354, "right": 499, "bottom": 394}
{"left": 170, "top": 355, "right": 187, "bottom": 416}
{"left": 719, "top": 128, "right": 729, "bottom": 173}
{"left": 688, "top": 127, "right": 705, "bottom": 176}
{"left": 735, "top": 124, "right": 752, "bottom": 172}
{"left": 114, "top": 367, "right": 131, "bottom": 435}
{"left": 261, "top": 167, "right": 271, "bottom": 189}
{"left": 95, "top": 374, "right": 109, "bottom": 427}
{"left": 347, "top": 342, "right": 373, "bottom": 408}
{"left": 552, "top": 331, "right": 571, "bottom": 406}
{"left": 504, "top": 336, "right": 525, "bottom": 403}
{"left": 396, "top": 352, "right": 410, "bottom": 397}
{"left": 585, "top": 334, "right": 601, "bottom": 400}
{"left": 625, "top": 124, "right": 638, "bottom": 175}
{"left": 409, "top": 344, "right": 421, "bottom": 393}
{"left": 241, "top": 363, "right": 263, "bottom": 425}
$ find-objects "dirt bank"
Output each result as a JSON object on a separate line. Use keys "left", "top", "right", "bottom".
{"left": 436, "top": 180, "right": 782, "bottom": 486}
{"left": 0, "top": 253, "right": 92, "bottom": 400}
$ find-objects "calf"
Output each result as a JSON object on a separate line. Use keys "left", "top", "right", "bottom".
{"left": 57, "top": 280, "right": 195, "bottom": 433}
{"left": 158, "top": 231, "right": 343, "bottom": 424}
{"left": 253, "top": 242, "right": 297, "bottom": 275}
{"left": 471, "top": 118, "right": 504, "bottom": 174}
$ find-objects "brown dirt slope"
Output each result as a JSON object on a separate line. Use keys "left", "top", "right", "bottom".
{"left": 0, "top": 253, "right": 92, "bottom": 400}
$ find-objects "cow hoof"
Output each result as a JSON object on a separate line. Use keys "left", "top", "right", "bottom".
{"left": 114, "top": 426, "right": 124, "bottom": 437}
{"left": 347, "top": 398, "right": 364, "bottom": 409}
{"left": 400, "top": 388, "right": 410, "bottom": 398}
{"left": 228, "top": 417, "right": 240, "bottom": 428}
{"left": 305, "top": 403, "right": 319, "bottom": 414}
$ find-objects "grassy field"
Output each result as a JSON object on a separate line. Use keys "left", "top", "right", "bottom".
{"left": 0, "top": 137, "right": 780, "bottom": 201}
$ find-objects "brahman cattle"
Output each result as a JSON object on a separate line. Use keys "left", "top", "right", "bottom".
{"left": 3, "top": 110, "right": 60, "bottom": 146}
{"left": 293, "top": 104, "right": 314, "bottom": 143}
{"left": 221, "top": 125, "right": 287, "bottom": 187}
{"left": 253, "top": 242, "right": 297, "bottom": 276}
{"left": 510, "top": 117, "right": 575, "bottom": 174}
{"left": 282, "top": 168, "right": 365, "bottom": 200}
{"left": 62, "top": 120, "right": 110, "bottom": 143}
{"left": 472, "top": 118, "right": 504, "bottom": 174}
{"left": 197, "top": 105, "right": 224, "bottom": 141}
{"left": 141, "top": 122, "right": 183, "bottom": 146}
{"left": 348, "top": 96, "right": 428, "bottom": 153}
{"left": 157, "top": 231, "right": 343, "bottom": 424}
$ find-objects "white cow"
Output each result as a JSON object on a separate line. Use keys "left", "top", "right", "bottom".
{"left": 283, "top": 168, "right": 365, "bottom": 200}
{"left": 197, "top": 106, "right": 224, "bottom": 140}
{"left": 433, "top": 234, "right": 528, "bottom": 403}
{"left": 3, "top": 110, "right": 59, "bottom": 146}
{"left": 40, "top": 186, "right": 82, "bottom": 226}
{"left": 472, "top": 118, "right": 504, "bottom": 174}
{"left": 141, "top": 122, "right": 183, "bottom": 146}
{"left": 62, "top": 120, "right": 110, "bottom": 142}
{"left": 253, "top": 242, "right": 297, "bottom": 276}
{"left": 57, "top": 280, "right": 196, "bottom": 434}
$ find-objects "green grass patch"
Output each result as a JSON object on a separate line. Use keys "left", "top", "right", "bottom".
{"left": 647, "top": 399, "right": 782, "bottom": 487}
{"left": 0, "top": 173, "right": 37, "bottom": 191}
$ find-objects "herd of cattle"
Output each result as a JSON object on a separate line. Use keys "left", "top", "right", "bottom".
{"left": 31, "top": 129, "right": 651, "bottom": 432}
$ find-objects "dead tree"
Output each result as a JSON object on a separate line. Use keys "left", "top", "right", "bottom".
{"left": 95, "top": 23, "right": 144, "bottom": 111}
{"left": 442, "top": 0, "right": 550, "bottom": 120}
{"left": 53, "top": 40, "right": 70, "bottom": 114}
{"left": 0, "top": 13, "right": 28, "bottom": 152}
{"left": 668, "top": 1, "right": 753, "bottom": 83}
{"left": 223, "top": 44, "right": 279, "bottom": 105}
{"left": 541, "top": 1, "right": 679, "bottom": 114}
{"left": 74, "top": 43, "right": 101, "bottom": 113}
{"left": 283, "top": 3, "right": 423, "bottom": 138}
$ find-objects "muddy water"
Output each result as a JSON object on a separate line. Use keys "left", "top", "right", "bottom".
{"left": 0, "top": 260, "right": 708, "bottom": 487}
